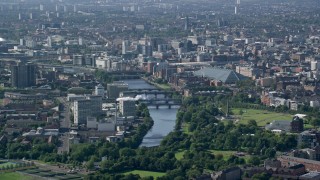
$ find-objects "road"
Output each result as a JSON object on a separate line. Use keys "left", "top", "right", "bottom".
{"left": 57, "top": 97, "right": 71, "bottom": 154}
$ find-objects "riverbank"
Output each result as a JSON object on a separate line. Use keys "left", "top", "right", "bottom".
{"left": 123, "top": 79, "right": 179, "bottom": 147}
{"left": 141, "top": 77, "right": 171, "bottom": 90}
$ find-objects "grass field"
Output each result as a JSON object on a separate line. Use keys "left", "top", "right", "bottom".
{"left": 209, "top": 150, "right": 251, "bottom": 161}
{"left": 175, "top": 149, "right": 250, "bottom": 162}
{"left": 209, "top": 150, "right": 236, "bottom": 160}
{"left": 124, "top": 170, "right": 165, "bottom": 178}
{"left": 0, "top": 172, "right": 35, "bottom": 180}
{"left": 181, "top": 123, "right": 192, "bottom": 135}
{"left": 175, "top": 150, "right": 186, "bottom": 160}
{"left": 231, "top": 108, "right": 293, "bottom": 126}
{"left": 155, "top": 83, "right": 171, "bottom": 90}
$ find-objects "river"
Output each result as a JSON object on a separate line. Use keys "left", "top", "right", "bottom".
{"left": 122, "top": 79, "right": 179, "bottom": 147}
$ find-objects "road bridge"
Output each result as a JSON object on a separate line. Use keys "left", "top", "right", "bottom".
{"left": 121, "top": 89, "right": 177, "bottom": 98}
{"left": 138, "top": 98, "right": 182, "bottom": 109}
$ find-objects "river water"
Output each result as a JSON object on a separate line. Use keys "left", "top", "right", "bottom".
{"left": 122, "top": 79, "right": 179, "bottom": 147}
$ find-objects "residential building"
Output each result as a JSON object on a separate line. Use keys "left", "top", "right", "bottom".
{"left": 291, "top": 116, "right": 304, "bottom": 133}
{"left": 212, "top": 167, "right": 241, "bottom": 180}
{"left": 298, "top": 130, "right": 320, "bottom": 148}
{"left": 95, "top": 84, "right": 105, "bottom": 98}
{"left": 300, "top": 172, "right": 320, "bottom": 180}
{"left": 278, "top": 156, "right": 320, "bottom": 172}
{"left": 11, "top": 62, "right": 36, "bottom": 88}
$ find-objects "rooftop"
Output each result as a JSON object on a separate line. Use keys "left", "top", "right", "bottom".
{"left": 193, "top": 67, "right": 246, "bottom": 84}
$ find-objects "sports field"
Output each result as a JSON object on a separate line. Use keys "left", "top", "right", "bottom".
{"left": 0, "top": 172, "right": 36, "bottom": 180}
{"left": 232, "top": 108, "right": 293, "bottom": 126}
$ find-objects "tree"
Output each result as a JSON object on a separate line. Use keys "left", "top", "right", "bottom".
{"left": 310, "top": 118, "right": 320, "bottom": 129}
{"left": 252, "top": 172, "right": 271, "bottom": 180}
{"left": 186, "top": 168, "right": 201, "bottom": 179}
{"left": 119, "top": 148, "right": 136, "bottom": 157}
{"left": 248, "top": 156, "right": 260, "bottom": 166}
{"left": 248, "top": 120, "right": 258, "bottom": 127}
{"left": 239, "top": 109, "right": 244, "bottom": 120}
{"left": 86, "top": 159, "right": 95, "bottom": 170}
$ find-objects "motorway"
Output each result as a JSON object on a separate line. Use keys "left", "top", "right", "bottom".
{"left": 57, "top": 97, "right": 71, "bottom": 154}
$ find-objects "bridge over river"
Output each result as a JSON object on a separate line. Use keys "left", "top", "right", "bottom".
{"left": 120, "top": 89, "right": 176, "bottom": 98}
{"left": 138, "top": 98, "right": 182, "bottom": 109}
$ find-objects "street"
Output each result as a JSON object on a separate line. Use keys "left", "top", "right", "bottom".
{"left": 57, "top": 97, "right": 71, "bottom": 154}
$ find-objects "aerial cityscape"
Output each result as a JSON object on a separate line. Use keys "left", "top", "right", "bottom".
{"left": 0, "top": 0, "right": 320, "bottom": 179}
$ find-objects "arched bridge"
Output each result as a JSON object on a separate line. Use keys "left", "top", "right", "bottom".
{"left": 120, "top": 89, "right": 177, "bottom": 98}
{"left": 138, "top": 98, "right": 182, "bottom": 109}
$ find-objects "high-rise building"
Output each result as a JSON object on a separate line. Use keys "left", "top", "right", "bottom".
{"left": 74, "top": 95, "right": 102, "bottom": 125}
{"left": 235, "top": 0, "right": 240, "bottom": 15}
{"left": 47, "top": 36, "right": 52, "bottom": 47}
{"left": 119, "top": 100, "right": 136, "bottom": 117}
{"left": 78, "top": 37, "right": 83, "bottom": 46}
{"left": 19, "top": 39, "right": 24, "bottom": 46}
{"left": 11, "top": 63, "right": 36, "bottom": 88}
{"left": 40, "top": 4, "right": 44, "bottom": 11}
{"left": 142, "top": 45, "right": 153, "bottom": 57}
{"left": 107, "top": 82, "right": 129, "bottom": 99}
{"left": 184, "top": 16, "right": 189, "bottom": 31}
{"left": 122, "top": 40, "right": 129, "bottom": 55}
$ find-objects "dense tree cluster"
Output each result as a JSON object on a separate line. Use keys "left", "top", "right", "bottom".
{"left": 85, "top": 96, "right": 298, "bottom": 179}
{"left": 6, "top": 137, "right": 59, "bottom": 161}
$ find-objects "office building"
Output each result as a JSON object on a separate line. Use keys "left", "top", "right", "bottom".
{"left": 74, "top": 95, "right": 102, "bottom": 125}
{"left": 39, "top": 4, "right": 44, "bottom": 11}
{"left": 73, "top": 54, "right": 84, "bottom": 66}
{"left": 142, "top": 45, "right": 153, "bottom": 57}
{"left": 107, "top": 82, "right": 129, "bottom": 99}
{"left": 122, "top": 40, "right": 129, "bottom": 55}
{"left": 119, "top": 100, "right": 136, "bottom": 117}
{"left": 11, "top": 63, "right": 36, "bottom": 88}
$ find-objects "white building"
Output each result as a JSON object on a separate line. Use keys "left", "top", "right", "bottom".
{"left": 47, "top": 36, "right": 52, "bottom": 47}
{"left": 122, "top": 40, "right": 129, "bottom": 55}
{"left": 310, "top": 101, "right": 320, "bottom": 108}
{"left": 95, "top": 58, "right": 110, "bottom": 69}
{"left": 86, "top": 116, "right": 115, "bottom": 132}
